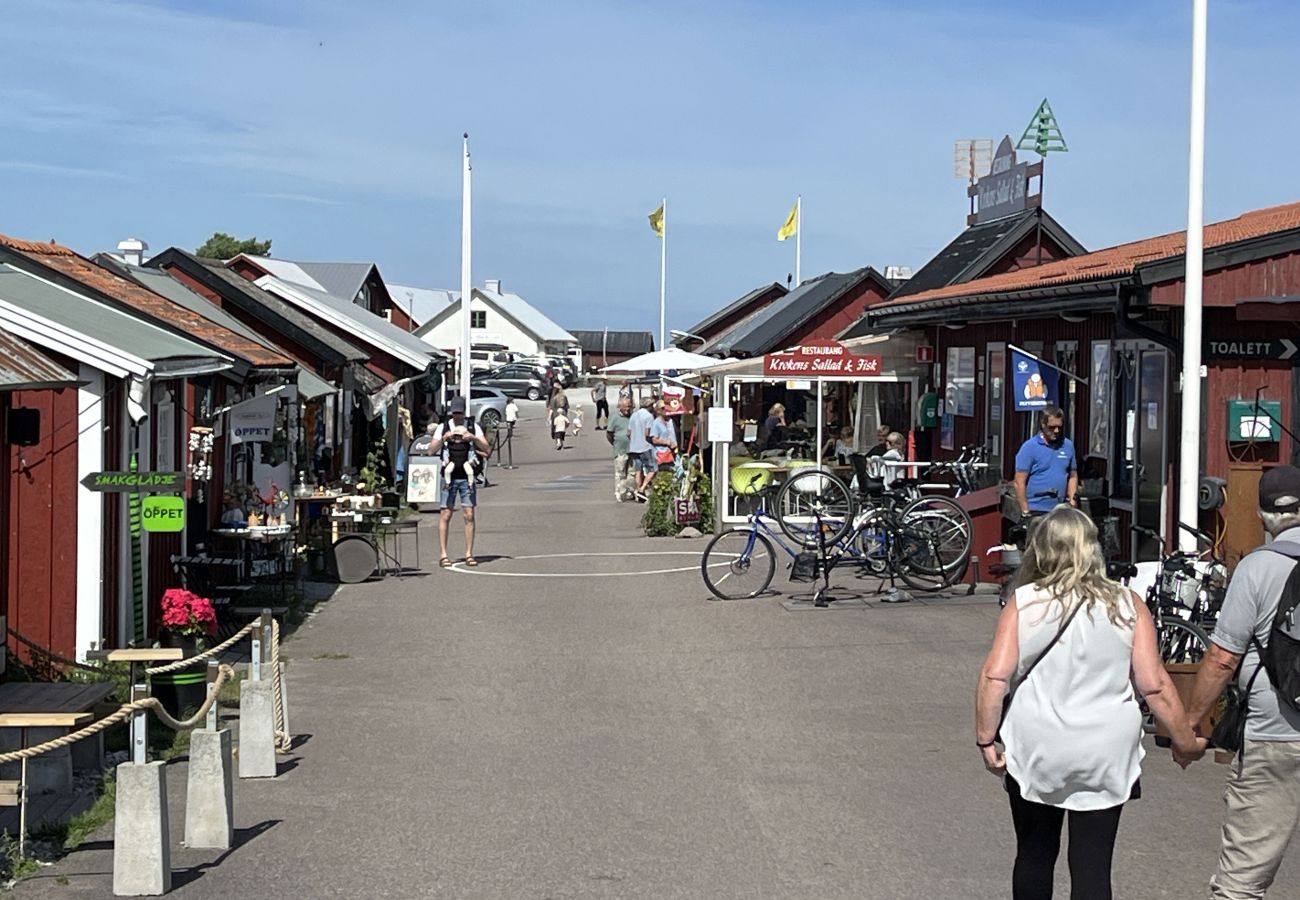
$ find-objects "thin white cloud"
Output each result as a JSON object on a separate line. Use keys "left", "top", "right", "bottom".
{"left": 244, "top": 192, "right": 342, "bottom": 207}
{"left": 0, "top": 160, "right": 131, "bottom": 180}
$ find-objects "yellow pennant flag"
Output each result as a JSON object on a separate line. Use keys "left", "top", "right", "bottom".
{"left": 777, "top": 199, "right": 799, "bottom": 241}
{"left": 648, "top": 203, "right": 665, "bottom": 237}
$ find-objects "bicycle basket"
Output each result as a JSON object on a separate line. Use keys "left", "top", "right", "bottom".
{"left": 790, "top": 551, "right": 819, "bottom": 583}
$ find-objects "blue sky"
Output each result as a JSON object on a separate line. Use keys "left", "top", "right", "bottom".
{"left": 2, "top": 0, "right": 1297, "bottom": 334}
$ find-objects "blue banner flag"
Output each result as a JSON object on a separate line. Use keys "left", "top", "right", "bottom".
{"left": 1011, "top": 347, "right": 1055, "bottom": 412}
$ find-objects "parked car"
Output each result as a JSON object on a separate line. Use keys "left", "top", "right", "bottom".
{"left": 469, "top": 349, "right": 510, "bottom": 373}
{"left": 471, "top": 364, "right": 548, "bottom": 401}
{"left": 467, "top": 386, "right": 508, "bottom": 428}
{"left": 517, "top": 355, "right": 575, "bottom": 386}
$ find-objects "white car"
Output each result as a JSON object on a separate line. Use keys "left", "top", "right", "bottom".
{"left": 467, "top": 386, "right": 508, "bottom": 429}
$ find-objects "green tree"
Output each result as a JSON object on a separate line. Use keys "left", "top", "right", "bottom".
{"left": 194, "top": 232, "right": 272, "bottom": 260}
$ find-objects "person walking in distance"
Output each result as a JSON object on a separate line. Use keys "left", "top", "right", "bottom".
{"left": 1014, "top": 406, "right": 1078, "bottom": 518}
{"left": 627, "top": 396, "right": 656, "bottom": 502}
{"left": 1180, "top": 465, "right": 1300, "bottom": 899}
{"left": 429, "top": 396, "right": 490, "bottom": 568}
{"left": 592, "top": 379, "right": 609, "bottom": 430}
{"left": 976, "top": 506, "right": 1204, "bottom": 899}
{"left": 607, "top": 396, "right": 634, "bottom": 502}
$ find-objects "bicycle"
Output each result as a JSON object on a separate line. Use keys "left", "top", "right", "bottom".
{"left": 700, "top": 473, "right": 959, "bottom": 603}
{"left": 1129, "top": 523, "right": 1226, "bottom": 663}
{"left": 771, "top": 458, "right": 974, "bottom": 586}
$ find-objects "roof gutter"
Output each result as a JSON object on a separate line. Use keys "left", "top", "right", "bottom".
{"left": 1114, "top": 284, "right": 1180, "bottom": 362}
{"left": 867, "top": 284, "right": 1120, "bottom": 329}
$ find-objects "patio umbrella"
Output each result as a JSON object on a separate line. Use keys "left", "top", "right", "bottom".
{"left": 599, "top": 346, "right": 728, "bottom": 374}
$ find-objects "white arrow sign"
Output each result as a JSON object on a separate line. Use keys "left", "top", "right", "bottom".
{"left": 1282, "top": 338, "right": 1297, "bottom": 361}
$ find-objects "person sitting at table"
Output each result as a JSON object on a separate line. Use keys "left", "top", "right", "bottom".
{"left": 877, "top": 431, "right": 906, "bottom": 488}
{"left": 867, "top": 425, "right": 891, "bottom": 458}
{"left": 822, "top": 426, "right": 855, "bottom": 464}
{"left": 759, "top": 403, "right": 786, "bottom": 452}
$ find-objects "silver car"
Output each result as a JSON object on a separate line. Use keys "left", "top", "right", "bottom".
{"left": 468, "top": 386, "right": 508, "bottom": 429}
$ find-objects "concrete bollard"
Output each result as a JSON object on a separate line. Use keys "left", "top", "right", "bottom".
{"left": 113, "top": 761, "right": 171, "bottom": 896}
{"left": 184, "top": 730, "right": 233, "bottom": 850}
{"left": 238, "top": 679, "right": 277, "bottom": 778}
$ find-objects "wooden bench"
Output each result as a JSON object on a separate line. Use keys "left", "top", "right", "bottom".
{"left": 0, "top": 684, "right": 117, "bottom": 794}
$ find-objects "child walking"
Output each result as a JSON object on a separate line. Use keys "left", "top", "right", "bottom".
{"left": 570, "top": 405, "right": 584, "bottom": 437}
{"left": 552, "top": 409, "right": 569, "bottom": 450}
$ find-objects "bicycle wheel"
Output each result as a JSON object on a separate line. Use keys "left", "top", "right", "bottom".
{"left": 852, "top": 508, "right": 893, "bottom": 576}
{"left": 701, "top": 529, "right": 776, "bottom": 600}
{"left": 895, "top": 524, "right": 958, "bottom": 591}
{"left": 1156, "top": 617, "right": 1210, "bottom": 664}
{"left": 774, "top": 468, "right": 853, "bottom": 546}
{"left": 901, "top": 496, "right": 972, "bottom": 577}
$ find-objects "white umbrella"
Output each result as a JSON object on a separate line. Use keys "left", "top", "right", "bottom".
{"left": 599, "top": 346, "right": 728, "bottom": 374}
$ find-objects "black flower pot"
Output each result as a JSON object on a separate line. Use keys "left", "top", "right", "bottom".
{"left": 152, "top": 632, "right": 208, "bottom": 720}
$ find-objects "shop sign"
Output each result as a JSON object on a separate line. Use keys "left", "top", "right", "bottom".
{"left": 763, "top": 341, "right": 882, "bottom": 377}
{"left": 141, "top": 495, "right": 186, "bottom": 533}
{"left": 80, "top": 471, "right": 184, "bottom": 493}
{"left": 1204, "top": 338, "right": 1297, "bottom": 361}
{"left": 974, "top": 136, "right": 1029, "bottom": 224}
{"left": 673, "top": 497, "right": 701, "bottom": 525}
{"left": 662, "top": 384, "right": 686, "bottom": 416}
{"left": 1011, "top": 347, "right": 1056, "bottom": 411}
{"left": 229, "top": 395, "right": 276, "bottom": 444}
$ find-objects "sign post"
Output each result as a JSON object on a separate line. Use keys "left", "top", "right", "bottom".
{"left": 1204, "top": 338, "right": 1298, "bottom": 361}
{"left": 80, "top": 471, "right": 185, "bottom": 493}
{"left": 141, "top": 496, "right": 186, "bottom": 533}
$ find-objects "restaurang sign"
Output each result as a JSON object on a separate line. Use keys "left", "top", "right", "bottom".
{"left": 80, "top": 471, "right": 185, "bottom": 493}
{"left": 763, "top": 341, "right": 882, "bottom": 377}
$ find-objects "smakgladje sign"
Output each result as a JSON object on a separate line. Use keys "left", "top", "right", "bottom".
{"left": 763, "top": 341, "right": 882, "bottom": 377}
{"left": 80, "top": 471, "right": 184, "bottom": 493}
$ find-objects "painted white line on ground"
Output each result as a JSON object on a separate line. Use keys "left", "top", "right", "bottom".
{"left": 449, "top": 550, "right": 706, "bottom": 578}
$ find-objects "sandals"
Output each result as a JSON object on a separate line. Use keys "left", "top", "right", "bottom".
{"left": 464, "top": 557, "right": 479, "bottom": 567}
{"left": 439, "top": 557, "right": 452, "bottom": 568}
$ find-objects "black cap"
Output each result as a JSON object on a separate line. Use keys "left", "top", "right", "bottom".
{"left": 1260, "top": 465, "right": 1300, "bottom": 513}
{"left": 448, "top": 396, "right": 466, "bottom": 414}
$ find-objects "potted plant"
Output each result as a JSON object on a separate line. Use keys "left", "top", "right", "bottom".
{"left": 153, "top": 588, "right": 218, "bottom": 718}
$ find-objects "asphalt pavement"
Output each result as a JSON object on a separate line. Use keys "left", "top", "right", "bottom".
{"left": 13, "top": 399, "right": 1298, "bottom": 898}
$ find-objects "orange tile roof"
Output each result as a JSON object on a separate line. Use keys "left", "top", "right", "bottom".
{"left": 0, "top": 234, "right": 292, "bottom": 368}
{"left": 877, "top": 200, "right": 1300, "bottom": 308}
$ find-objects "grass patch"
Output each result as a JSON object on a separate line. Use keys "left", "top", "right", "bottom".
{"left": 28, "top": 769, "right": 117, "bottom": 855}
{"left": 311, "top": 651, "right": 350, "bottom": 660}
{"left": 0, "top": 833, "right": 42, "bottom": 882}
{"left": 158, "top": 725, "right": 193, "bottom": 761}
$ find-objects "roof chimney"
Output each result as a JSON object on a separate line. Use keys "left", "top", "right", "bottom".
{"left": 484, "top": 278, "right": 501, "bottom": 294}
{"left": 117, "top": 237, "right": 148, "bottom": 267}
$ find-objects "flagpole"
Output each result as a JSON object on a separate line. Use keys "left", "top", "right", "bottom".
{"left": 795, "top": 195, "right": 801, "bottom": 287}
{"left": 1178, "top": 0, "right": 1207, "bottom": 553}
{"left": 659, "top": 196, "right": 667, "bottom": 351}
{"left": 460, "top": 133, "right": 472, "bottom": 403}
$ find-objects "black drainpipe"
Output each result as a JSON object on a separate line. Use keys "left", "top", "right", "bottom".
{"left": 1114, "top": 284, "right": 1180, "bottom": 361}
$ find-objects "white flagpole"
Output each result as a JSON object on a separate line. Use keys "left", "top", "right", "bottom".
{"left": 659, "top": 196, "right": 667, "bottom": 351}
{"left": 795, "top": 195, "right": 801, "bottom": 287}
{"left": 1178, "top": 0, "right": 1207, "bottom": 552}
{"left": 459, "top": 133, "right": 473, "bottom": 403}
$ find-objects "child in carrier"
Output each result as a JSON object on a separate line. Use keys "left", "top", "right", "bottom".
{"left": 552, "top": 409, "right": 569, "bottom": 450}
{"left": 570, "top": 405, "right": 584, "bottom": 437}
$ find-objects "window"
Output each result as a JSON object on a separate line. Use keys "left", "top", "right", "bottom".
{"left": 470, "top": 310, "right": 487, "bottom": 329}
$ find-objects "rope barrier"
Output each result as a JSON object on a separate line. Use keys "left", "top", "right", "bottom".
{"left": 144, "top": 621, "right": 257, "bottom": 675}
{"left": 6, "top": 628, "right": 113, "bottom": 678}
{"left": 0, "top": 664, "right": 237, "bottom": 765}
{"left": 271, "top": 619, "right": 291, "bottom": 753}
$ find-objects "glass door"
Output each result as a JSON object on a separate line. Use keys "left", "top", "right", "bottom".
{"left": 985, "top": 343, "right": 1005, "bottom": 481}
{"left": 1132, "top": 348, "right": 1169, "bottom": 561}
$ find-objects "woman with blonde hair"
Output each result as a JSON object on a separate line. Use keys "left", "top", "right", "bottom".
{"left": 760, "top": 402, "right": 786, "bottom": 452}
{"left": 975, "top": 506, "right": 1205, "bottom": 899}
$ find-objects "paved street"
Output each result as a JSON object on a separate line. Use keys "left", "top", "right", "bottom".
{"left": 13, "top": 405, "right": 1300, "bottom": 898}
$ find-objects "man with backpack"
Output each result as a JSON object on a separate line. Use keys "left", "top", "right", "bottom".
{"left": 1182, "top": 464, "right": 1300, "bottom": 898}
{"left": 429, "top": 396, "right": 490, "bottom": 568}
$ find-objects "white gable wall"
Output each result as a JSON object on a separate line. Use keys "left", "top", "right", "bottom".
{"left": 418, "top": 296, "right": 544, "bottom": 357}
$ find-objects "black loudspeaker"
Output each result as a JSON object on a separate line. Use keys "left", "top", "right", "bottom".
{"left": 1199, "top": 476, "right": 1227, "bottom": 511}
{"left": 6, "top": 408, "right": 40, "bottom": 446}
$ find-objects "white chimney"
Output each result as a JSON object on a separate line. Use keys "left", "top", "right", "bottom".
{"left": 117, "top": 237, "right": 148, "bottom": 267}
{"left": 484, "top": 278, "right": 501, "bottom": 294}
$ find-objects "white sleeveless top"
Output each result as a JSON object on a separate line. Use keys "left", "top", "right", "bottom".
{"left": 1002, "top": 584, "right": 1144, "bottom": 811}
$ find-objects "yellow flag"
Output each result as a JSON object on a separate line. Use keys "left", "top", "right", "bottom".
{"left": 777, "top": 199, "right": 799, "bottom": 241}
{"left": 648, "top": 203, "right": 664, "bottom": 237}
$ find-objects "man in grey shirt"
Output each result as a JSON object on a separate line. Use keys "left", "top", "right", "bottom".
{"left": 627, "top": 397, "right": 656, "bottom": 501}
{"left": 606, "top": 396, "right": 633, "bottom": 502}
{"left": 1183, "top": 464, "right": 1300, "bottom": 898}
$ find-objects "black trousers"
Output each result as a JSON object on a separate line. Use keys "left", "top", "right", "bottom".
{"left": 1006, "top": 776, "right": 1125, "bottom": 900}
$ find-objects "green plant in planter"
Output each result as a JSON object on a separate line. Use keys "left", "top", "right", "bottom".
{"left": 641, "top": 471, "right": 714, "bottom": 536}
{"left": 358, "top": 433, "right": 392, "bottom": 494}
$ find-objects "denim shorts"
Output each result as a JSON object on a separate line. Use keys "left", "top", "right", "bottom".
{"left": 632, "top": 448, "right": 657, "bottom": 473}
{"left": 442, "top": 479, "right": 476, "bottom": 509}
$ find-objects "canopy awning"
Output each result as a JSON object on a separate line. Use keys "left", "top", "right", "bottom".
{"left": 296, "top": 368, "right": 337, "bottom": 401}
{"left": 600, "top": 346, "right": 730, "bottom": 374}
{"left": 0, "top": 328, "right": 81, "bottom": 391}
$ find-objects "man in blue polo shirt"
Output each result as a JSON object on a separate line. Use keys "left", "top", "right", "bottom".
{"left": 1013, "top": 405, "right": 1078, "bottom": 517}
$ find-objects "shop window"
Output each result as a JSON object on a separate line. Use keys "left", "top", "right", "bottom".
{"left": 470, "top": 310, "right": 487, "bottom": 329}
{"left": 1111, "top": 348, "right": 1139, "bottom": 500}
